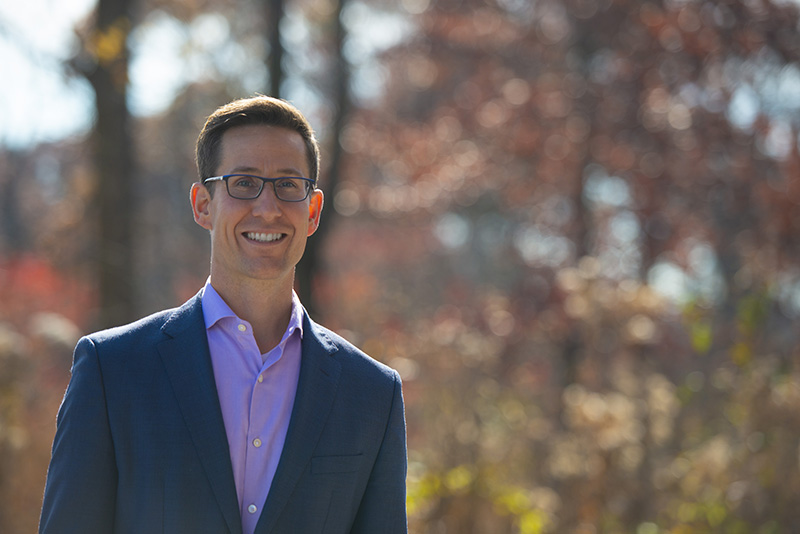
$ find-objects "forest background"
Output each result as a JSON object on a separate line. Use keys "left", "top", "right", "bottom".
{"left": 2, "top": 0, "right": 800, "bottom": 532}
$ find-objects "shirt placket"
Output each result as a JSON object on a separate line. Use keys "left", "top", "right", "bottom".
{"left": 239, "top": 326, "right": 285, "bottom": 532}
{"left": 231, "top": 321, "right": 264, "bottom": 527}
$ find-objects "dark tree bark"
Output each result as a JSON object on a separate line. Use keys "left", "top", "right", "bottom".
{"left": 267, "top": 0, "right": 285, "bottom": 97}
{"left": 295, "top": 0, "right": 350, "bottom": 316}
{"left": 79, "top": 0, "right": 137, "bottom": 328}
{"left": 0, "top": 151, "right": 27, "bottom": 254}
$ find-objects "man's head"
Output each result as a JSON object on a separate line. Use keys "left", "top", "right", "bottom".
{"left": 196, "top": 95, "right": 320, "bottom": 192}
{"left": 190, "top": 97, "right": 324, "bottom": 290}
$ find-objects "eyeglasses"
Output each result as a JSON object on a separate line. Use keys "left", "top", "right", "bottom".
{"left": 203, "top": 174, "right": 316, "bottom": 202}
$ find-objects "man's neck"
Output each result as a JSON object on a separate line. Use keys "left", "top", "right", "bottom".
{"left": 209, "top": 274, "right": 295, "bottom": 354}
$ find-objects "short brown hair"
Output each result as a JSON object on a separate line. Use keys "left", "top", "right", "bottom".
{"left": 195, "top": 96, "right": 320, "bottom": 192}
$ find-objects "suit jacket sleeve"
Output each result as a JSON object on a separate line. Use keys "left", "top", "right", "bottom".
{"left": 350, "top": 370, "right": 408, "bottom": 534}
{"left": 40, "top": 336, "right": 118, "bottom": 534}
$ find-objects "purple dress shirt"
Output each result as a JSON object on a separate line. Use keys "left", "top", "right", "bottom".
{"left": 201, "top": 282, "right": 303, "bottom": 534}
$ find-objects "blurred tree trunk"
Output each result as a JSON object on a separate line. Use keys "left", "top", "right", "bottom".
{"left": 295, "top": 0, "right": 350, "bottom": 316}
{"left": 0, "top": 151, "right": 26, "bottom": 254}
{"left": 560, "top": 29, "right": 597, "bottom": 392}
{"left": 266, "top": 0, "right": 284, "bottom": 97}
{"left": 79, "top": 0, "right": 137, "bottom": 328}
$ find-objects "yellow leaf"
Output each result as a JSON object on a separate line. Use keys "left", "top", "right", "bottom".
{"left": 444, "top": 465, "right": 473, "bottom": 492}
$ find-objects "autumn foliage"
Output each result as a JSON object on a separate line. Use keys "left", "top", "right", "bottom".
{"left": 3, "top": 0, "right": 800, "bottom": 532}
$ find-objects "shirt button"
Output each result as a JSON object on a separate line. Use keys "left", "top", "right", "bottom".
{"left": 253, "top": 438, "right": 262, "bottom": 448}
{"left": 238, "top": 324, "right": 247, "bottom": 332}
{"left": 248, "top": 504, "right": 258, "bottom": 514}
{"left": 258, "top": 375, "right": 264, "bottom": 383}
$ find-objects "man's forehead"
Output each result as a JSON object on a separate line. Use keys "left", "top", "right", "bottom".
{"left": 217, "top": 125, "right": 309, "bottom": 175}
{"left": 220, "top": 123, "right": 304, "bottom": 143}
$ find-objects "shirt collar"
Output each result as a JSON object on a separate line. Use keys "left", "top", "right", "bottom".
{"left": 201, "top": 279, "right": 305, "bottom": 341}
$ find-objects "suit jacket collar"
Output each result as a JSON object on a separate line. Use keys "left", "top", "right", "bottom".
{"left": 255, "top": 314, "right": 342, "bottom": 533}
{"left": 157, "top": 292, "right": 243, "bottom": 534}
{"left": 157, "top": 292, "right": 343, "bottom": 534}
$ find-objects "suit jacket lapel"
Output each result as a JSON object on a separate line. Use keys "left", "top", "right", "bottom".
{"left": 255, "top": 314, "right": 342, "bottom": 534}
{"left": 157, "top": 292, "right": 243, "bottom": 534}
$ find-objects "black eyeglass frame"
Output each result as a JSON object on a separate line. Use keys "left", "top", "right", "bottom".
{"left": 202, "top": 174, "right": 317, "bottom": 202}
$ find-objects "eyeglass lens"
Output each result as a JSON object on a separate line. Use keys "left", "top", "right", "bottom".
{"left": 227, "top": 175, "right": 310, "bottom": 201}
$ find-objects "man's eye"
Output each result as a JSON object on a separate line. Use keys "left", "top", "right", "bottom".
{"left": 232, "top": 176, "right": 259, "bottom": 188}
{"left": 276, "top": 179, "right": 300, "bottom": 189}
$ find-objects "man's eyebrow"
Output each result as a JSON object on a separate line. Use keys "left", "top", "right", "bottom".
{"left": 227, "top": 166, "right": 306, "bottom": 177}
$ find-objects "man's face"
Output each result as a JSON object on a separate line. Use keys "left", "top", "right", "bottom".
{"left": 191, "top": 124, "right": 324, "bottom": 288}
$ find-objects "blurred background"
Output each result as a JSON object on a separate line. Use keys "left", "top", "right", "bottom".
{"left": 2, "top": 0, "right": 800, "bottom": 532}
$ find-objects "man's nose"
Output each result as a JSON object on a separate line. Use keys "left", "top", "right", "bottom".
{"left": 251, "top": 184, "right": 282, "bottom": 216}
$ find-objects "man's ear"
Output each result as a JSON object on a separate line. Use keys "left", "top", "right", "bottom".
{"left": 190, "top": 182, "right": 213, "bottom": 230}
{"left": 307, "top": 189, "right": 324, "bottom": 236}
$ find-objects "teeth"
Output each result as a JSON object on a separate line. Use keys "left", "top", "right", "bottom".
{"left": 246, "top": 232, "right": 283, "bottom": 242}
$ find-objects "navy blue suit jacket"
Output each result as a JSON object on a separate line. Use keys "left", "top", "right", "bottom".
{"left": 39, "top": 293, "right": 407, "bottom": 533}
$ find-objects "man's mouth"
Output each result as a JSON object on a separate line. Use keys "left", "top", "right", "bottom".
{"left": 244, "top": 232, "right": 284, "bottom": 243}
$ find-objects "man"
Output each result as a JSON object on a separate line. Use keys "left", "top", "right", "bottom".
{"left": 39, "top": 96, "right": 408, "bottom": 534}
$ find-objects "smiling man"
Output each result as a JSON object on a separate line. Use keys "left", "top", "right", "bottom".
{"left": 39, "top": 96, "right": 408, "bottom": 534}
